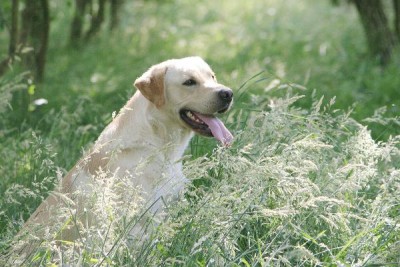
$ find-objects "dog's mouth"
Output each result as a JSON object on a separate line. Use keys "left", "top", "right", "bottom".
{"left": 180, "top": 109, "right": 233, "bottom": 146}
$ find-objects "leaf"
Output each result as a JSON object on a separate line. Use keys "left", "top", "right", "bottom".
{"left": 289, "top": 82, "right": 307, "bottom": 91}
{"left": 21, "top": 47, "right": 34, "bottom": 54}
{"left": 28, "top": 84, "right": 35, "bottom": 95}
{"left": 28, "top": 103, "right": 36, "bottom": 112}
{"left": 240, "top": 258, "right": 251, "bottom": 267}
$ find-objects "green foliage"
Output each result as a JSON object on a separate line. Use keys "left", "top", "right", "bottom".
{"left": 2, "top": 87, "right": 399, "bottom": 266}
{"left": 0, "top": 2, "right": 12, "bottom": 31}
{"left": 0, "top": 0, "right": 399, "bottom": 266}
{"left": 0, "top": 73, "right": 28, "bottom": 116}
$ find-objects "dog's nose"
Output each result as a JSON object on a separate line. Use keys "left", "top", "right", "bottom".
{"left": 218, "top": 89, "right": 233, "bottom": 103}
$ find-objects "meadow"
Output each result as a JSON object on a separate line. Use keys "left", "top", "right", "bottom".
{"left": 0, "top": 0, "right": 399, "bottom": 265}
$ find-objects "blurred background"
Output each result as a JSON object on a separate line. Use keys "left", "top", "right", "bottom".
{"left": 1, "top": 0, "right": 399, "bottom": 135}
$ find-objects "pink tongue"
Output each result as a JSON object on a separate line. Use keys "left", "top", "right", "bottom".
{"left": 194, "top": 112, "right": 233, "bottom": 146}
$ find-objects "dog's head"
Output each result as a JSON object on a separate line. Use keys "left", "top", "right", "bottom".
{"left": 134, "top": 56, "right": 233, "bottom": 145}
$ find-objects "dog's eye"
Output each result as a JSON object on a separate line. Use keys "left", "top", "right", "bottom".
{"left": 183, "top": 79, "right": 197, "bottom": 86}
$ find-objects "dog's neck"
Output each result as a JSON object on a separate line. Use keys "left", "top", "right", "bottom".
{"left": 97, "top": 91, "right": 193, "bottom": 163}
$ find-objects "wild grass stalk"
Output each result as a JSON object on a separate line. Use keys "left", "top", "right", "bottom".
{"left": 2, "top": 74, "right": 398, "bottom": 266}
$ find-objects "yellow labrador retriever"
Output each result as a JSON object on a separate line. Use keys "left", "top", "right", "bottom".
{"left": 16, "top": 56, "right": 233, "bottom": 255}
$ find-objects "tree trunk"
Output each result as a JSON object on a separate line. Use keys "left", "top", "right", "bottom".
{"left": 69, "top": 0, "right": 125, "bottom": 46}
{"left": 35, "top": 0, "right": 50, "bottom": 82}
{"left": 110, "top": 0, "right": 124, "bottom": 30}
{"left": 9, "top": 0, "right": 19, "bottom": 59}
{"left": 19, "top": 1, "right": 35, "bottom": 60}
{"left": 19, "top": 0, "right": 50, "bottom": 82}
{"left": 394, "top": 0, "right": 400, "bottom": 41}
{"left": 0, "top": 57, "right": 8, "bottom": 78}
{"left": 70, "top": 0, "right": 88, "bottom": 44}
{"left": 0, "top": 0, "right": 19, "bottom": 77}
{"left": 353, "top": 0, "right": 396, "bottom": 65}
{"left": 85, "top": 0, "right": 106, "bottom": 40}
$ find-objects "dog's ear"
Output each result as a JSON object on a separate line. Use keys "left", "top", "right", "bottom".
{"left": 134, "top": 64, "right": 167, "bottom": 108}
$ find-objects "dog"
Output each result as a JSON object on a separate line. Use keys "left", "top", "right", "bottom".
{"left": 14, "top": 56, "right": 233, "bottom": 258}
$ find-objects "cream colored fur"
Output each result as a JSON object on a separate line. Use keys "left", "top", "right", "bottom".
{"left": 15, "top": 56, "right": 233, "bottom": 257}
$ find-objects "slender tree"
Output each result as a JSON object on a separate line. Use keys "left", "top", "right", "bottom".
{"left": 0, "top": 0, "right": 50, "bottom": 81}
{"left": 35, "top": 0, "right": 50, "bottom": 82}
{"left": 69, "top": 0, "right": 125, "bottom": 45}
{"left": 70, "top": 0, "right": 88, "bottom": 44}
{"left": 0, "top": 0, "right": 19, "bottom": 76}
{"left": 1, "top": 0, "right": 125, "bottom": 79}
{"left": 353, "top": 0, "right": 396, "bottom": 65}
{"left": 110, "top": 0, "right": 124, "bottom": 31}
{"left": 85, "top": 0, "right": 106, "bottom": 40}
{"left": 394, "top": 0, "right": 400, "bottom": 40}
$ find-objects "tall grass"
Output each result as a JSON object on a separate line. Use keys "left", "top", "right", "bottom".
{"left": 1, "top": 74, "right": 399, "bottom": 265}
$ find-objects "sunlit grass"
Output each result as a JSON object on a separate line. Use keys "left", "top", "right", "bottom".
{"left": 0, "top": 0, "right": 399, "bottom": 265}
{"left": 2, "top": 79, "right": 399, "bottom": 265}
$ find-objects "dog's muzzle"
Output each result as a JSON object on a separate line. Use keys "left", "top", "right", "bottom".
{"left": 217, "top": 88, "right": 233, "bottom": 113}
{"left": 218, "top": 89, "right": 233, "bottom": 103}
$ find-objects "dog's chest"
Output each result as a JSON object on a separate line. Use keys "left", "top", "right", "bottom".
{"left": 106, "top": 145, "right": 187, "bottom": 198}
